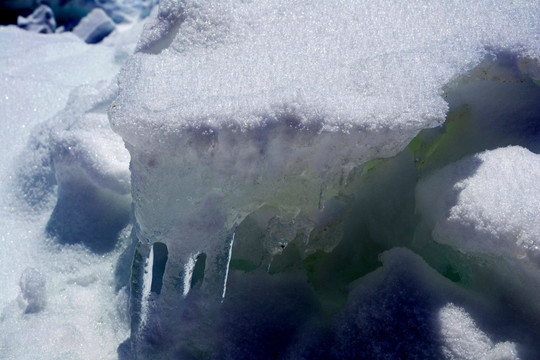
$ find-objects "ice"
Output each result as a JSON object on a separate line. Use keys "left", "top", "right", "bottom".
{"left": 112, "top": 0, "right": 540, "bottom": 150}
{"left": 17, "top": 5, "right": 56, "bottom": 34}
{"left": 2, "top": 0, "right": 156, "bottom": 30}
{"left": 109, "top": 0, "right": 540, "bottom": 355}
{"left": 73, "top": 9, "right": 116, "bottom": 44}
{"left": 1, "top": 0, "right": 540, "bottom": 358}
{"left": 272, "top": 248, "right": 525, "bottom": 359}
{"left": 439, "top": 303, "right": 519, "bottom": 360}
{"left": 416, "top": 146, "right": 540, "bottom": 269}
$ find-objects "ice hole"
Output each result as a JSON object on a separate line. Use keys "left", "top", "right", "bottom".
{"left": 150, "top": 242, "right": 168, "bottom": 295}
{"left": 190, "top": 253, "right": 207, "bottom": 290}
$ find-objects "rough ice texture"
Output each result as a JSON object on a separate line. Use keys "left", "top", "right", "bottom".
{"left": 417, "top": 146, "right": 540, "bottom": 269}
{"left": 111, "top": 0, "right": 540, "bottom": 153}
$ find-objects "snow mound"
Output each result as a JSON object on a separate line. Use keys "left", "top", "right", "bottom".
{"left": 417, "top": 146, "right": 540, "bottom": 269}
{"left": 0, "top": 25, "right": 124, "bottom": 303}
{"left": 109, "top": 2, "right": 540, "bottom": 352}
{"left": 0, "top": 23, "right": 143, "bottom": 360}
{"left": 439, "top": 303, "right": 518, "bottom": 360}
{"left": 18, "top": 81, "right": 132, "bottom": 253}
{"left": 111, "top": 0, "right": 540, "bottom": 152}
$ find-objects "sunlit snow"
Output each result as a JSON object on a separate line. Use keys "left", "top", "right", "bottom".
{"left": 1, "top": 0, "right": 539, "bottom": 359}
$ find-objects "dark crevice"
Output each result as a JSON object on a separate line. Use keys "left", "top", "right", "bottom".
{"left": 190, "top": 253, "right": 207, "bottom": 290}
{"left": 151, "top": 242, "right": 168, "bottom": 295}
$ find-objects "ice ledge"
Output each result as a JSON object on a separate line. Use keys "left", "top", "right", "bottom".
{"left": 110, "top": 0, "right": 540, "bottom": 154}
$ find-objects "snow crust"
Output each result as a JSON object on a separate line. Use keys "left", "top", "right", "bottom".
{"left": 111, "top": 0, "right": 540, "bottom": 152}
{"left": 417, "top": 146, "right": 540, "bottom": 269}
{"left": 439, "top": 303, "right": 518, "bottom": 360}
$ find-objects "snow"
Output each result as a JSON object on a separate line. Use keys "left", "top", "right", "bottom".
{"left": 0, "top": 0, "right": 540, "bottom": 359}
{"left": 0, "top": 25, "right": 137, "bottom": 359}
{"left": 111, "top": 0, "right": 540, "bottom": 151}
{"left": 16, "top": 268, "right": 47, "bottom": 314}
{"left": 17, "top": 5, "right": 56, "bottom": 34}
{"left": 417, "top": 146, "right": 540, "bottom": 269}
{"left": 105, "top": 1, "right": 540, "bottom": 357}
{"left": 439, "top": 303, "right": 519, "bottom": 360}
{"left": 2, "top": 0, "right": 156, "bottom": 29}
{"left": 0, "top": 25, "right": 122, "bottom": 303}
{"left": 331, "top": 248, "right": 521, "bottom": 360}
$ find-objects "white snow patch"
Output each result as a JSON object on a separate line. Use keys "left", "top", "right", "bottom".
{"left": 111, "top": 0, "right": 540, "bottom": 152}
{"left": 0, "top": 24, "right": 141, "bottom": 360}
{"left": 417, "top": 146, "right": 540, "bottom": 269}
{"left": 439, "top": 303, "right": 519, "bottom": 360}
